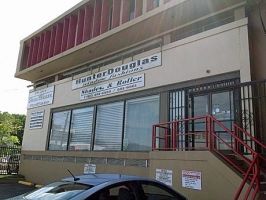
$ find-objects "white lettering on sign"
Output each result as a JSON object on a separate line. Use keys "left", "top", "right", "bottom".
{"left": 73, "top": 53, "right": 161, "bottom": 90}
{"left": 29, "top": 111, "right": 45, "bottom": 130}
{"left": 80, "top": 74, "right": 144, "bottom": 100}
{"left": 156, "top": 169, "right": 173, "bottom": 186}
{"left": 84, "top": 164, "right": 96, "bottom": 174}
{"left": 27, "top": 86, "right": 54, "bottom": 109}
{"left": 182, "top": 170, "right": 202, "bottom": 190}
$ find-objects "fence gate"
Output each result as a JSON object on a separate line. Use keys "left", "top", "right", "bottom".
{"left": 0, "top": 146, "right": 21, "bottom": 175}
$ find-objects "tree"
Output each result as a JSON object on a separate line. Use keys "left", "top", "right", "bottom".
{"left": 0, "top": 112, "right": 26, "bottom": 146}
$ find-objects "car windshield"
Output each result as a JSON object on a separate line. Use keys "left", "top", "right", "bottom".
{"left": 20, "top": 181, "right": 91, "bottom": 200}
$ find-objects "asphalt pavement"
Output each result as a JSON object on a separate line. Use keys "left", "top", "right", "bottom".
{"left": 0, "top": 176, "right": 35, "bottom": 199}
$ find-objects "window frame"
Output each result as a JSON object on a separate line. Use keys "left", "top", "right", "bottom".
{"left": 48, "top": 110, "right": 72, "bottom": 151}
{"left": 68, "top": 106, "right": 95, "bottom": 151}
{"left": 137, "top": 180, "right": 187, "bottom": 200}
{"left": 123, "top": 95, "right": 160, "bottom": 151}
{"left": 129, "top": 0, "right": 136, "bottom": 20}
{"left": 47, "top": 93, "right": 161, "bottom": 152}
{"left": 93, "top": 101, "right": 125, "bottom": 151}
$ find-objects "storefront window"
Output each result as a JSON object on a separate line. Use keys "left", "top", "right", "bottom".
{"left": 94, "top": 102, "right": 124, "bottom": 151}
{"left": 69, "top": 107, "right": 94, "bottom": 151}
{"left": 123, "top": 95, "right": 159, "bottom": 151}
{"left": 48, "top": 95, "right": 160, "bottom": 152}
{"left": 49, "top": 111, "right": 71, "bottom": 150}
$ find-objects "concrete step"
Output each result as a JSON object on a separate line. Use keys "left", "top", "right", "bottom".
{"left": 225, "top": 154, "right": 249, "bottom": 171}
{"left": 257, "top": 191, "right": 266, "bottom": 200}
{"left": 260, "top": 181, "right": 266, "bottom": 191}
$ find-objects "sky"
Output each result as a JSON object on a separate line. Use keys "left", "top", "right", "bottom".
{"left": 0, "top": 0, "right": 82, "bottom": 115}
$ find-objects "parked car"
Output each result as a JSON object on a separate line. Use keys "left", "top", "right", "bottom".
{"left": 10, "top": 173, "right": 187, "bottom": 200}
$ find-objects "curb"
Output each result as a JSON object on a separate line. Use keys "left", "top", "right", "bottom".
{"left": 18, "top": 180, "right": 34, "bottom": 186}
{"left": 35, "top": 184, "right": 43, "bottom": 188}
{"left": 18, "top": 180, "right": 43, "bottom": 188}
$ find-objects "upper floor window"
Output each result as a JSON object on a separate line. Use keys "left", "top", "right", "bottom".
{"left": 108, "top": 0, "right": 114, "bottom": 30}
{"left": 153, "top": 0, "right": 160, "bottom": 7}
{"left": 147, "top": 0, "right": 160, "bottom": 11}
{"left": 129, "top": 0, "right": 136, "bottom": 20}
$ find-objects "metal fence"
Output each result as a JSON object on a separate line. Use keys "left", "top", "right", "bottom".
{"left": 169, "top": 78, "right": 266, "bottom": 155}
{"left": 0, "top": 146, "right": 21, "bottom": 175}
{"left": 237, "top": 79, "right": 266, "bottom": 155}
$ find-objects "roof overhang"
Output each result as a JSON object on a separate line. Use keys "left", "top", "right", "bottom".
{"left": 15, "top": 0, "right": 246, "bottom": 82}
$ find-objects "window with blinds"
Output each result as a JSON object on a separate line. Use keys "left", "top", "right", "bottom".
{"left": 123, "top": 95, "right": 159, "bottom": 151}
{"left": 94, "top": 102, "right": 124, "bottom": 151}
{"left": 69, "top": 107, "right": 94, "bottom": 151}
{"left": 49, "top": 111, "right": 71, "bottom": 150}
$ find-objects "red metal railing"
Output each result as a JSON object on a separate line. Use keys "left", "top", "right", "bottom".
{"left": 152, "top": 115, "right": 264, "bottom": 200}
{"left": 234, "top": 153, "right": 260, "bottom": 200}
{"left": 234, "top": 124, "right": 266, "bottom": 173}
{"left": 209, "top": 116, "right": 260, "bottom": 199}
{"left": 152, "top": 116, "right": 209, "bottom": 151}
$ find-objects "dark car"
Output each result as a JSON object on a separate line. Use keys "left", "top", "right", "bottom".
{"left": 10, "top": 173, "right": 187, "bottom": 200}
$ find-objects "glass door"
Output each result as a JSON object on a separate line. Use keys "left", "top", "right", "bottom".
{"left": 189, "top": 94, "right": 209, "bottom": 149}
{"left": 211, "top": 91, "right": 234, "bottom": 150}
{"left": 189, "top": 91, "right": 235, "bottom": 150}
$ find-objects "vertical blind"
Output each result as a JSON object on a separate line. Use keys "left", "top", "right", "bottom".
{"left": 69, "top": 107, "right": 94, "bottom": 150}
{"left": 48, "top": 95, "right": 160, "bottom": 151}
{"left": 94, "top": 102, "right": 124, "bottom": 150}
{"left": 49, "top": 111, "right": 71, "bottom": 150}
{"left": 124, "top": 95, "right": 159, "bottom": 151}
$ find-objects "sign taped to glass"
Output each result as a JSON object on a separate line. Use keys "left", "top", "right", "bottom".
{"left": 73, "top": 52, "right": 161, "bottom": 90}
{"left": 27, "top": 86, "right": 55, "bottom": 109}
{"left": 80, "top": 74, "right": 144, "bottom": 100}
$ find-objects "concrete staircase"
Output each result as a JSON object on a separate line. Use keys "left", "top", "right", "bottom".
{"left": 220, "top": 151, "right": 266, "bottom": 199}
{"left": 257, "top": 172, "right": 266, "bottom": 199}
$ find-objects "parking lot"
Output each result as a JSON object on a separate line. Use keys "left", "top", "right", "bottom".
{"left": 0, "top": 176, "right": 35, "bottom": 199}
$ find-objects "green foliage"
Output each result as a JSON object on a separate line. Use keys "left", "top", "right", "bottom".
{"left": 0, "top": 112, "right": 26, "bottom": 146}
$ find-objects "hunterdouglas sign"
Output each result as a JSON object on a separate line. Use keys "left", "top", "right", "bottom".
{"left": 80, "top": 74, "right": 144, "bottom": 100}
{"left": 73, "top": 52, "right": 161, "bottom": 90}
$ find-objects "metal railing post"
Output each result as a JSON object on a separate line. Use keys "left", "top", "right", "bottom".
{"left": 152, "top": 125, "right": 155, "bottom": 150}
{"left": 206, "top": 116, "right": 209, "bottom": 149}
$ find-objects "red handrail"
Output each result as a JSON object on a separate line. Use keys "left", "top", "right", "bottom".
{"left": 209, "top": 116, "right": 256, "bottom": 154}
{"left": 152, "top": 115, "right": 265, "bottom": 199}
{"left": 234, "top": 153, "right": 260, "bottom": 200}
{"left": 233, "top": 124, "right": 266, "bottom": 150}
{"left": 208, "top": 115, "right": 261, "bottom": 199}
{"left": 233, "top": 124, "right": 266, "bottom": 171}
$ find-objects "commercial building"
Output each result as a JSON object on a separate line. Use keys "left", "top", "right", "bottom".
{"left": 15, "top": 0, "right": 266, "bottom": 199}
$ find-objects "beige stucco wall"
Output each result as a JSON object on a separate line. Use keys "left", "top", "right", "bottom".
{"left": 22, "top": 106, "right": 51, "bottom": 151}
{"left": 20, "top": 151, "right": 245, "bottom": 200}
{"left": 22, "top": 18, "right": 250, "bottom": 151}
{"left": 20, "top": 151, "right": 149, "bottom": 184}
{"left": 149, "top": 151, "right": 245, "bottom": 200}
